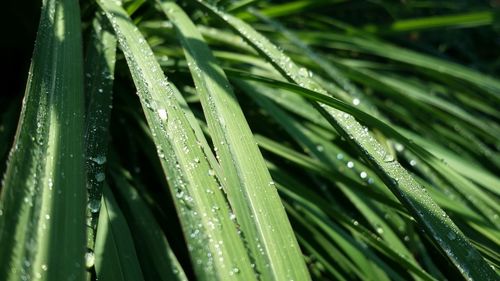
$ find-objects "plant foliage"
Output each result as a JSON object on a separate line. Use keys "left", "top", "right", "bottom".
{"left": 1, "top": 0, "right": 499, "bottom": 280}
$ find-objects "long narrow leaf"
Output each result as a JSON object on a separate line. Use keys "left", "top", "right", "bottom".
{"left": 194, "top": 3, "right": 498, "bottom": 279}
{"left": 94, "top": 185, "right": 145, "bottom": 281}
{"left": 0, "top": 0, "right": 87, "bottom": 280}
{"left": 111, "top": 169, "right": 188, "bottom": 281}
{"left": 84, "top": 11, "right": 117, "bottom": 252}
{"left": 97, "top": 0, "right": 257, "bottom": 279}
{"left": 160, "top": 2, "right": 310, "bottom": 280}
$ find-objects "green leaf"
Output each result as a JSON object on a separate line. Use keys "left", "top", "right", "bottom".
{"left": 111, "top": 169, "right": 188, "bottom": 281}
{"left": 307, "top": 32, "right": 500, "bottom": 103}
{"left": 94, "top": 185, "right": 145, "bottom": 281}
{"left": 0, "top": 0, "right": 87, "bottom": 280}
{"left": 84, "top": 11, "right": 117, "bottom": 251}
{"left": 228, "top": 70, "right": 500, "bottom": 226}
{"left": 159, "top": 2, "right": 310, "bottom": 280}
{"left": 193, "top": 3, "right": 498, "bottom": 279}
{"left": 364, "top": 11, "right": 497, "bottom": 33}
{"left": 97, "top": 0, "right": 257, "bottom": 279}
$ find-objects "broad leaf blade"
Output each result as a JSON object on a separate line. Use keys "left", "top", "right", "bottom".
{"left": 0, "top": 0, "right": 87, "bottom": 280}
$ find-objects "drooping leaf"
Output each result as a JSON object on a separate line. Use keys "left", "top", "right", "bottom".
{"left": 193, "top": 3, "right": 498, "bottom": 279}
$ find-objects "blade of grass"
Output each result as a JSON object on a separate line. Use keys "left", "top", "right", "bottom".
{"left": 228, "top": 69, "right": 500, "bottom": 226}
{"left": 238, "top": 81, "right": 436, "bottom": 278}
{"left": 0, "top": 0, "right": 87, "bottom": 280}
{"left": 110, "top": 169, "right": 188, "bottom": 281}
{"left": 250, "top": 9, "right": 379, "bottom": 117}
{"left": 84, "top": 11, "right": 117, "bottom": 253}
{"left": 193, "top": 3, "right": 498, "bottom": 279}
{"left": 364, "top": 11, "right": 496, "bottom": 33}
{"left": 235, "top": 0, "right": 344, "bottom": 21}
{"left": 94, "top": 185, "right": 145, "bottom": 281}
{"left": 97, "top": 0, "right": 258, "bottom": 279}
{"left": 159, "top": 2, "right": 310, "bottom": 280}
{"left": 305, "top": 32, "right": 500, "bottom": 103}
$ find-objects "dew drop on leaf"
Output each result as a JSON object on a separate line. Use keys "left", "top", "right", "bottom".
{"left": 91, "top": 156, "right": 107, "bottom": 165}
{"left": 298, "top": 67, "right": 308, "bottom": 77}
{"left": 157, "top": 108, "right": 168, "bottom": 121}
{"left": 230, "top": 267, "right": 240, "bottom": 275}
{"left": 85, "top": 250, "right": 95, "bottom": 269}
{"left": 88, "top": 200, "right": 101, "bottom": 213}
{"left": 95, "top": 172, "right": 105, "bottom": 182}
{"left": 383, "top": 153, "right": 394, "bottom": 162}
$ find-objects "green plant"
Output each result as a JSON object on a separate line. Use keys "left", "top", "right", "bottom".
{"left": 1, "top": 0, "right": 499, "bottom": 280}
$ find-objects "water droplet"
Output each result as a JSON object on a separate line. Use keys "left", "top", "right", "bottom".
{"left": 376, "top": 226, "right": 384, "bottom": 234}
{"left": 208, "top": 169, "right": 215, "bottom": 176}
{"left": 395, "top": 143, "right": 404, "bottom": 152}
{"left": 409, "top": 159, "right": 417, "bottom": 166}
{"left": 360, "top": 171, "right": 367, "bottom": 179}
{"left": 176, "top": 191, "right": 184, "bottom": 198}
{"left": 157, "top": 108, "right": 168, "bottom": 121}
{"left": 336, "top": 153, "right": 344, "bottom": 160}
{"left": 41, "top": 264, "right": 48, "bottom": 271}
{"left": 229, "top": 213, "right": 236, "bottom": 221}
{"left": 95, "top": 172, "right": 105, "bottom": 182}
{"left": 230, "top": 267, "right": 240, "bottom": 275}
{"left": 88, "top": 200, "right": 101, "bottom": 213}
{"left": 383, "top": 153, "right": 394, "bottom": 162}
{"left": 85, "top": 250, "right": 95, "bottom": 269}
{"left": 352, "top": 98, "right": 360, "bottom": 105}
{"left": 316, "top": 145, "right": 324, "bottom": 152}
{"left": 347, "top": 161, "right": 354, "bottom": 168}
{"left": 91, "top": 156, "right": 107, "bottom": 165}
{"left": 298, "top": 67, "right": 308, "bottom": 78}
{"left": 447, "top": 231, "right": 456, "bottom": 240}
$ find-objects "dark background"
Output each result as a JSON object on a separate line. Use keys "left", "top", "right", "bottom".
{"left": 1, "top": 1, "right": 41, "bottom": 101}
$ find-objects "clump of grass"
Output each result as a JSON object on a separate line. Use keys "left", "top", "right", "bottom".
{"left": 1, "top": 0, "right": 499, "bottom": 280}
